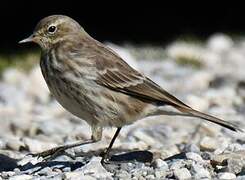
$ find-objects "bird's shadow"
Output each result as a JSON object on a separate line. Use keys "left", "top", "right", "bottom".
{"left": 0, "top": 149, "right": 154, "bottom": 174}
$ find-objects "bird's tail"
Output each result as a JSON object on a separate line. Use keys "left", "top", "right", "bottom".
{"left": 177, "top": 107, "right": 243, "bottom": 132}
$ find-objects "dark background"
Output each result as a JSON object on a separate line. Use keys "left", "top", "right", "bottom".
{"left": 0, "top": 2, "right": 245, "bottom": 52}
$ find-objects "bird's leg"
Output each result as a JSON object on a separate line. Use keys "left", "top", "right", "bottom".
{"left": 30, "top": 126, "right": 103, "bottom": 159}
{"left": 101, "top": 127, "right": 121, "bottom": 164}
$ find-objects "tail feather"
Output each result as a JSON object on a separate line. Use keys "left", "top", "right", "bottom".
{"left": 177, "top": 107, "right": 243, "bottom": 132}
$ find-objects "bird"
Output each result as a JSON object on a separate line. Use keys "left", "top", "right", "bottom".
{"left": 19, "top": 15, "right": 243, "bottom": 163}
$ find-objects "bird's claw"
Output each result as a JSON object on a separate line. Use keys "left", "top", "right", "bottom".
{"left": 26, "top": 146, "right": 66, "bottom": 160}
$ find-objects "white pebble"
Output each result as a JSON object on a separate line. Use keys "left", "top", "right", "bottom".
{"left": 174, "top": 168, "right": 192, "bottom": 180}
{"left": 145, "top": 174, "right": 155, "bottom": 179}
{"left": 200, "top": 136, "right": 219, "bottom": 151}
{"left": 218, "top": 172, "right": 236, "bottom": 180}
{"left": 9, "top": 174, "right": 32, "bottom": 180}
{"left": 193, "top": 163, "right": 211, "bottom": 179}
{"left": 23, "top": 138, "right": 57, "bottom": 153}
{"left": 207, "top": 34, "right": 234, "bottom": 52}
{"left": 186, "top": 152, "right": 203, "bottom": 163}
{"left": 153, "top": 159, "right": 169, "bottom": 170}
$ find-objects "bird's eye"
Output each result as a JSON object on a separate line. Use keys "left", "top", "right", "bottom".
{"left": 48, "top": 25, "right": 57, "bottom": 34}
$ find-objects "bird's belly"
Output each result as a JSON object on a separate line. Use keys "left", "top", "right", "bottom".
{"left": 51, "top": 85, "right": 95, "bottom": 123}
{"left": 45, "top": 76, "right": 154, "bottom": 127}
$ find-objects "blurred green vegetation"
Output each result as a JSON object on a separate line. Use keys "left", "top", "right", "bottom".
{"left": 127, "top": 45, "right": 167, "bottom": 60}
{"left": 175, "top": 55, "right": 203, "bottom": 69}
{"left": 0, "top": 51, "right": 39, "bottom": 76}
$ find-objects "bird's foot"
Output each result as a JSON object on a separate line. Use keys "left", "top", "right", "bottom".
{"left": 27, "top": 146, "right": 68, "bottom": 161}
{"left": 100, "top": 149, "right": 111, "bottom": 165}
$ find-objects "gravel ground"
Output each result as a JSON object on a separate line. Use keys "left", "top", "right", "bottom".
{"left": 0, "top": 34, "right": 245, "bottom": 179}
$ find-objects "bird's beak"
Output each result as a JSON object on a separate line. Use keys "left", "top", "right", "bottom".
{"left": 19, "top": 34, "right": 34, "bottom": 44}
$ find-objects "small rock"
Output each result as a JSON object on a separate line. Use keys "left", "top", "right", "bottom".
{"left": 17, "top": 155, "right": 41, "bottom": 166}
{"left": 192, "top": 163, "right": 211, "bottom": 179}
{"left": 115, "top": 170, "right": 131, "bottom": 179}
{"left": 155, "top": 169, "right": 167, "bottom": 179}
{"left": 37, "top": 167, "right": 53, "bottom": 176}
{"left": 237, "top": 175, "right": 245, "bottom": 180}
{"left": 65, "top": 171, "right": 95, "bottom": 180}
{"left": 227, "top": 143, "right": 244, "bottom": 152}
{"left": 77, "top": 157, "right": 112, "bottom": 179}
{"left": 174, "top": 168, "right": 192, "bottom": 180}
{"left": 142, "top": 171, "right": 147, "bottom": 177}
{"left": 183, "top": 144, "right": 200, "bottom": 153}
{"left": 187, "top": 95, "right": 209, "bottom": 111}
{"left": 6, "top": 137, "right": 25, "bottom": 151}
{"left": 9, "top": 174, "right": 32, "bottom": 180}
{"left": 200, "top": 136, "right": 219, "bottom": 151}
{"left": 227, "top": 158, "right": 244, "bottom": 174}
{"left": 170, "top": 160, "right": 186, "bottom": 170}
{"left": 218, "top": 172, "right": 236, "bottom": 180}
{"left": 209, "top": 76, "right": 229, "bottom": 89}
{"left": 152, "top": 159, "right": 169, "bottom": 170}
{"left": 133, "top": 129, "right": 157, "bottom": 146}
{"left": 62, "top": 167, "right": 71, "bottom": 172}
{"left": 0, "top": 171, "right": 15, "bottom": 178}
{"left": 237, "top": 81, "right": 245, "bottom": 99}
{"left": 207, "top": 34, "right": 234, "bottom": 52}
{"left": 201, "top": 152, "right": 212, "bottom": 160}
{"left": 23, "top": 137, "right": 57, "bottom": 153}
{"left": 145, "top": 174, "right": 155, "bottom": 179}
{"left": 0, "top": 138, "right": 6, "bottom": 149}
{"left": 166, "top": 42, "right": 203, "bottom": 66}
{"left": 211, "top": 150, "right": 245, "bottom": 168}
{"left": 186, "top": 152, "right": 203, "bottom": 163}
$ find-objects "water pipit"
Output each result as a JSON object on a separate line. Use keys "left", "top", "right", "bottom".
{"left": 19, "top": 15, "right": 242, "bottom": 163}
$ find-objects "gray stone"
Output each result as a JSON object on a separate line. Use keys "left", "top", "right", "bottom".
{"left": 184, "top": 144, "right": 200, "bottom": 153}
{"left": 170, "top": 160, "right": 186, "bottom": 170}
{"left": 23, "top": 137, "right": 57, "bottom": 153}
{"left": 0, "top": 171, "right": 16, "bottom": 179}
{"left": 155, "top": 169, "right": 167, "bottom": 179}
{"left": 37, "top": 167, "right": 53, "bottom": 176}
{"left": 174, "top": 168, "right": 192, "bottom": 180}
{"left": 9, "top": 174, "right": 32, "bottom": 180}
{"left": 0, "top": 138, "right": 6, "bottom": 149}
{"left": 211, "top": 150, "right": 245, "bottom": 171}
{"left": 64, "top": 171, "right": 95, "bottom": 180}
{"left": 6, "top": 137, "right": 26, "bottom": 151}
{"left": 152, "top": 159, "right": 169, "bottom": 170}
{"left": 192, "top": 163, "right": 211, "bottom": 179}
{"left": 218, "top": 172, "right": 236, "bottom": 180}
{"left": 114, "top": 170, "right": 131, "bottom": 180}
{"left": 207, "top": 34, "right": 234, "bottom": 52}
{"left": 77, "top": 157, "right": 112, "bottom": 179}
{"left": 227, "top": 158, "right": 244, "bottom": 174}
{"left": 186, "top": 152, "right": 203, "bottom": 163}
{"left": 236, "top": 175, "right": 245, "bottom": 180}
{"left": 145, "top": 174, "right": 155, "bottom": 179}
{"left": 61, "top": 167, "right": 71, "bottom": 172}
{"left": 17, "top": 155, "right": 41, "bottom": 166}
{"left": 200, "top": 136, "right": 219, "bottom": 151}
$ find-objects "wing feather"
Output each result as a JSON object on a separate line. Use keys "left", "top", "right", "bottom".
{"left": 95, "top": 61, "right": 190, "bottom": 108}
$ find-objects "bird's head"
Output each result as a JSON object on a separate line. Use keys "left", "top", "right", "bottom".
{"left": 19, "top": 15, "right": 84, "bottom": 50}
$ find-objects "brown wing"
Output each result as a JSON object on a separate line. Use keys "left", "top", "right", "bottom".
{"left": 91, "top": 45, "right": 191, "bottom": 109}
{"left": 93, "top": 51, "right": 243, "bottom": 132}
